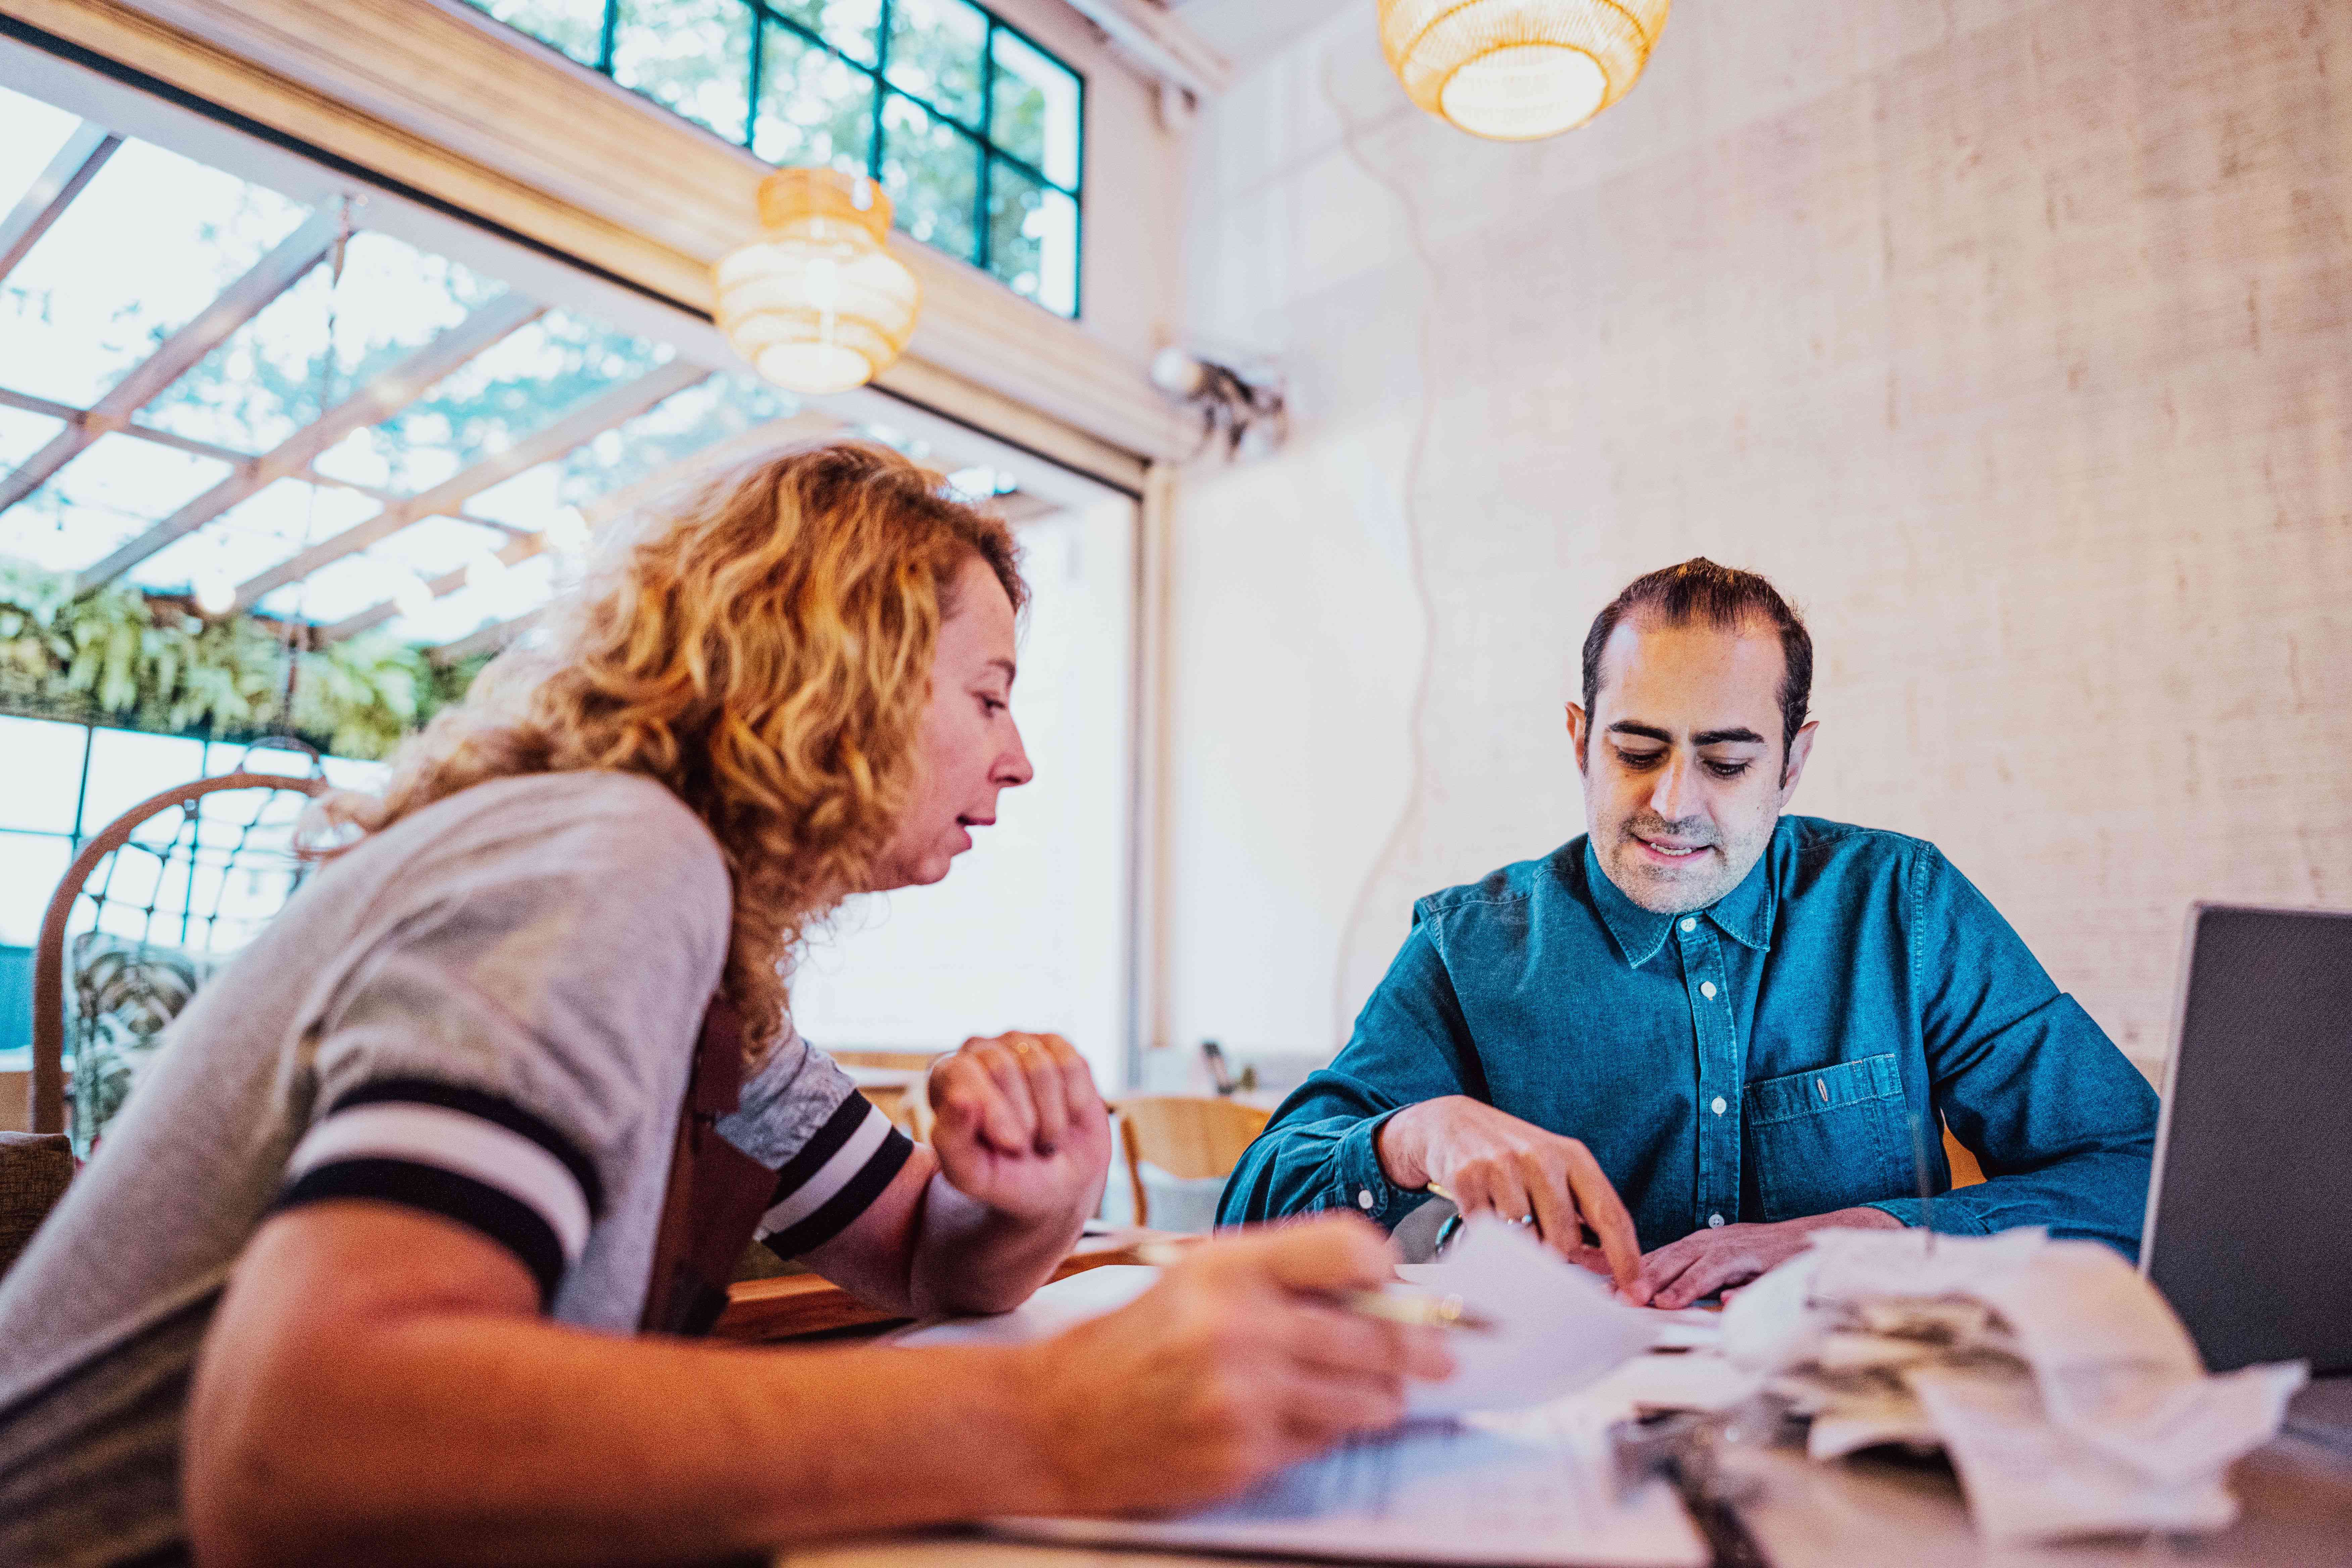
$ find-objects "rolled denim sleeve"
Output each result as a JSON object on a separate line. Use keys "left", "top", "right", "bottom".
{"left": 1217, "top": 916, "right": 1475, "bottom": 1230}
{"left": 1860, "top": 846, "right": 2158, "bottom": 1257}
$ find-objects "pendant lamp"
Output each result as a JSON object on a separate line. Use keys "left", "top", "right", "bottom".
{"left": 715, "top": 168, "right": 921, "bottom": 395}
{"left": 1378, "top": 0, "right": 1671, "bottom": 142}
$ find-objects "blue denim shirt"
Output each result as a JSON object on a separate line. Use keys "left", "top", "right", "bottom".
{"left": 1219, "top": 816, "right": 2158, "bottom": 1258}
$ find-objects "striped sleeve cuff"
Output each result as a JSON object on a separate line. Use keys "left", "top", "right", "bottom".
{"left": 757, "top": 1096, "right": 914, "bottom": 1259}
{"left": 274, "top": 1080, "right": 604, "bottom": 1308}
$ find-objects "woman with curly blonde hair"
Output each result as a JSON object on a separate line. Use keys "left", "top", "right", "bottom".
{"left": 0, "top": 442, "right": 1443, "bottom": 1568}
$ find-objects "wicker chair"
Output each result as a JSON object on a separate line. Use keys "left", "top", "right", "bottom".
{"left": 26, "top": 763, "right": 329, "bottom": 1142}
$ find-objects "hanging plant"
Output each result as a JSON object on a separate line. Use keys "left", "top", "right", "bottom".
{"left": 0, "top": 556, "right": 480, "bottom": 759}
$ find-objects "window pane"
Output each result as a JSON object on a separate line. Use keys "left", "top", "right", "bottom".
{"left": 127, "top": 479, "right": 379, "bottom": 600}
{"left": 2, "top": 435, "right": 235, "bottom": 574}
{"left": 385, "top": 550, "right": 554, "bottom": 645}
{"left": 0, "top": 406, "right": 67, "bottom": 480}
{"left": 990, "top": 27, "right": 1080, "bottom": 190}
{"left": 879, "top": 94, "right": 980, "bottom": 264}
{"left": 886, "top": 0, "right": 987, "bottom": 128}
{"left": 612, "top": 0, "right": 756, "bottom": 144}
{"left": 986, "top": 160, "right": 1078, "bottom": 316}
{"left": 530, "top": 374, "right": 795, "bottom": 512}
{"left": 0, "top": 718, "right": 87, "bottom": 834}
{"left": 0, "top": 140, "right": 308, "bottom": 409}
{"left": 0, "top": 85, "right": 84, "bottom": 214}
{"left": 0, "top": 833, "right": 71, "bottom": 946}
{"left": 140, "top": 232, "right": 501, "bottom": 458}
{"left": 80, "top": 728, "right": 208, "bottom": 840}
{"left": 313, "top": 309, "right": 671, "bottom": 495}
{"left": 753, "top": 22, "right": 877, "bottom": 173}
{"left": 467, "top": 0, "right": 609, "bottom": 65}
{"left": 769, "top": 0, "right": 882, "bottom": 66}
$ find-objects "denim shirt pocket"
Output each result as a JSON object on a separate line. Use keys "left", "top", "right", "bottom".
{"left": 1744, "top": 1053, "right": 1910, "bottom": 1221}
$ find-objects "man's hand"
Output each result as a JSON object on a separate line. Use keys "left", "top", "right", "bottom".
{"left": 927, "top": 1032, "right": 1112, "bottom": 1225}
{"left": 1375, "top": 1096, "right": 1640, "bottom": 1289}
{"left": 1014, "top": 1217, "right": 1454, "bottom": 1514}
{"left": 1630, "top": 1206, "right": 1904, "bottom": 1308}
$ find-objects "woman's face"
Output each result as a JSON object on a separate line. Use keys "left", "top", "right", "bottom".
{"left": 867, "top": 554, "right": 1034, "bottom": 891}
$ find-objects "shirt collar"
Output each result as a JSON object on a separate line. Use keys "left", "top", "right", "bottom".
{"left": 1581, "top": 833, "right": 1779, "bottom": 968}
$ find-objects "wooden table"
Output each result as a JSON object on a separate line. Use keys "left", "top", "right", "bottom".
{"left": 713, "top": 1230, "right": 1187, "bottom": 1342}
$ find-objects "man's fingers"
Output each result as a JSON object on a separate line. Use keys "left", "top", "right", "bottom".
{"left": 1562, "top": 1146, "right": 1643, "bottom": 1291}
{"left": 1656, "top": 1253, "right": 1739, "bottom": 1310}
{"left": 1634, "top": 1240, "right": 1700, "bottom": 1302}
{"left": 1042, "top": 1033, "right": 1105, "bottom": 1126}
{"left": 1519, "top": 1151, "right": 1581, "bottom": 1256}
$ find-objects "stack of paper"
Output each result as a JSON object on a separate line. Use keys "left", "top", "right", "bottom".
{"left": 1718, "top": 1227, "right": 2307, "bottom": 1545}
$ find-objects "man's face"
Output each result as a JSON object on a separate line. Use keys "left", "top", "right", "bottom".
{"left": 867, "top": 554, "right": 1034, "bottom": 891}
{"left": 1567, "top": 615, "right": 1816, "bottom": 914}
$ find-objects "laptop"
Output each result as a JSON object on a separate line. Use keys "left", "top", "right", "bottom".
{"left": 2142, "top": 904, "right": 2352, "bottom": 1386}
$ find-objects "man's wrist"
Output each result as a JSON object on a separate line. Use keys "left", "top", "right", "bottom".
{"left": 1372, "top": 1103, "right": 1428, "bottom": 1190}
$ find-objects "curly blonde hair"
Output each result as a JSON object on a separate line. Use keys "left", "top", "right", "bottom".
{"left": 322, "top": 441, "right": 1024, "bottom": 1060}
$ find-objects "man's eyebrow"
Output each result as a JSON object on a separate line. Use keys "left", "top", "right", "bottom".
{"left": 1604, "top": 721, "right": 1768, "bottom": 746}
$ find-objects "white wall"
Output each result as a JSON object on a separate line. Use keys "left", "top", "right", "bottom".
{"left": 1157, "top": 0, "right": 2352, "bottom": 1081}
{"left": 789, "top": 494, "right": 1136, "bottom": 1089}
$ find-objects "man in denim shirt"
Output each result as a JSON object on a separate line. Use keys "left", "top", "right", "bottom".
{"left": 1221, "top": 560, "right": 2158, "bottom": 1308}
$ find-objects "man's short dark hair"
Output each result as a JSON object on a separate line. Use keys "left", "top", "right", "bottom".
{"left": 1579, "top": 558, "right": 1813, "bottom": 760}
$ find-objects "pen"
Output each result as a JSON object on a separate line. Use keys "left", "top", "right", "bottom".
{"left": 1132, "top": 1242, "right": 1498, "bottom": 1332}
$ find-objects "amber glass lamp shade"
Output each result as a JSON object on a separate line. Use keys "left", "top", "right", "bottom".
{"left": 715, "top": 169, "right": 921, "bottom": 395}
{"left": 1378, "top": 0, "right": 1671, "bottom": 141}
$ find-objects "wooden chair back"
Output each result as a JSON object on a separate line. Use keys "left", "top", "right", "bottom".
{"left": 29, "top": 769, "right": 329, "bottom": 1138}
{"left": 1113, "top": 1095, "right": 1271, "bottom": 1227}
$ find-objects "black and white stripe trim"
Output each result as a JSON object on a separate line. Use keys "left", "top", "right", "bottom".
{"left": 274, "top": 1079, "right": 602, "bottom": 1307}
{"left": 758, "top": 1096, "right": 914, "bottom": 1259}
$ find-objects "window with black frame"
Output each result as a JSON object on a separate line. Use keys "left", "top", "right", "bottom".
{"left": 466, "top": 0, "right": 1084, "bottom": 318}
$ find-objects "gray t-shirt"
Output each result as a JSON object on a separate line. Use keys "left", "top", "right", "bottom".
{"left": 0, "top": 772, "right": 912, "bottom": 1567}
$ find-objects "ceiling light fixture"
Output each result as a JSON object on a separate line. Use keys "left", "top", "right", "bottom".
{"left": 1376, "top": 0, "right": 1671, "bottom": 141}
{"left": 714, "top": 169, "right": 922, "bottom": 396}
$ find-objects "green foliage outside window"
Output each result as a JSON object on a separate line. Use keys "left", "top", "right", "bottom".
{"left": 0, "top": 557, "right": 482, "bottom": 761}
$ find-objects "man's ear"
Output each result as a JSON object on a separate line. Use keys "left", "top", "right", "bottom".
{"left": 1565, "top": 703, "right": 1589, "bottom": 771}
{"left": 1778, "top": 719, "right": 1820, "bottom": 804}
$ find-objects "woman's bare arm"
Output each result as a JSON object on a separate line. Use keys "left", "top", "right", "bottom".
{"left": 186, "top": 1202, "right": 1442, "bottom": 1568}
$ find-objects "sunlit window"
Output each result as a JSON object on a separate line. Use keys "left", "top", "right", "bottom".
{"left": 467, "top": 0, "right": 1084, "bottom": 317}
{"left": 0, "top": 79, "right": 804, "bottom": 649}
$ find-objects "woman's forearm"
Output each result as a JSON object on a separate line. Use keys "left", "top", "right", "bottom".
{"left": 188, "top": 1213, "right": 1057, "bottom": 1568}
{"left": 907, "top": 1170, "right": 1087, "bottom": 1316}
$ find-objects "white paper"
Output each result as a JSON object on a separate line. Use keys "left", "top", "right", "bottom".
{"left": 907, "top": 1222, "right": 1659, "bottom": 1419}
{"left": 988, "top": 1418, "right": 1708, "bottom": 1568}
{"left": 1715, "top": 1225, "right": 2309, "bottom": 1544}
{"left": 1395, "top": 1218, "right": 1661, "bottom": 1416}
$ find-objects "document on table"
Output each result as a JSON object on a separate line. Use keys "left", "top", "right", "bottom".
{"left": 987, "top": 1419, "right": 1707, "bottom": 1568}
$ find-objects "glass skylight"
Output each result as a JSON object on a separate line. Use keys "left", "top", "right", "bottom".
{"left": 0, "top": 68, "right": 1027, "bottom": 669}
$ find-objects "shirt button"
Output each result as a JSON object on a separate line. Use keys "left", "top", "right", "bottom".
{"left": 1709, "top": 1213, "right": 1725, "bottom": 1228}
{"left": 1680, "top": 918, "right": 1697, "bottom": 932}
{"left": 1700, "top": 981, "right": 1718, "bottom": 999}
{"left": 1711, "top": 1095, "right": 1727, "bottom": 1115}
{"left": 1356, "top": 1188, "right": 1375, "bottom": 1210}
